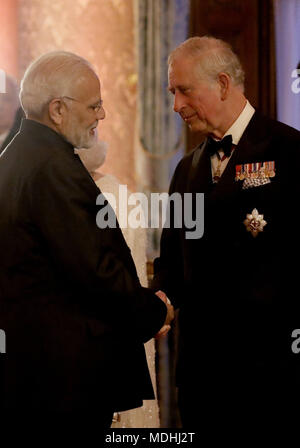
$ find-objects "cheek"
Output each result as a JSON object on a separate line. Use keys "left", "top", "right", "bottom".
{"left": 83, "top": 116, "right": 94, "bottom": 130}
{"left": 72, "top": 110, "right": 88, "bottom": 129}
{"left": 201, "top": 97, "right": 221, "bottom": 120}
{"left": 191, "top": 93, "right": 213, "bottom": 119}
{"left": 66, "top": 116, "right": 76, "bottom": 132}
{"left": 192, "top": 99, "right": 208, "bottom": 120}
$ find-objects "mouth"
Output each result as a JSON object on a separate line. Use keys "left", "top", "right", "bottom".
{"left": 182, "top": 113, "right": 197, "bottom": 122}
{"left": 89, "top": 124, "right": 98, "bottom": 136}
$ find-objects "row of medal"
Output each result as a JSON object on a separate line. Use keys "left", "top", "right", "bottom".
{"left": 235, "top": 161, "right": 275, "bottom": 181}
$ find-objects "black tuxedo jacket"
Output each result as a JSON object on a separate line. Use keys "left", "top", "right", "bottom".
{"left": 153, "top": 112, "right": 300, "bottom": 406}
{"left": 0, "top": 119, "right": 166, "bottom": 412}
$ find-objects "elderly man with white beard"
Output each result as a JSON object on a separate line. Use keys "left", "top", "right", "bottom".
{"left": 0, "top": 51, "right": 173, "bottom": 426}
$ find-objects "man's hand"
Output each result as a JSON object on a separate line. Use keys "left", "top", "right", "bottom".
{"left": 155, "top": 290, "right": 174, "bottom": 338}
{"left": 155, "top": 324, "right": 171, "bottom": 338}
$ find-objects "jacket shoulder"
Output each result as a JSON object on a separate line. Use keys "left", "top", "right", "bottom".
{"left": 173, "top": 142, "right": 204, "bottom": 175}
{"left": 249, "top": 111, "right": 300, "bottom": 141}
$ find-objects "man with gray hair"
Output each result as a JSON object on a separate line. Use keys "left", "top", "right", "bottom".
{"left": 153, "top": 36, "right": 300, "bottom": 429}
{"left": 0, "top": 51, "right": 173, "bottom": 424}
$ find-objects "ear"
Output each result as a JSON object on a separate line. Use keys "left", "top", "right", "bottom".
{"left": 48, "top": 98, "right": 65, "bottom": 125}
{"left": 218, "top": 73, "right": 230, "bottom": 101}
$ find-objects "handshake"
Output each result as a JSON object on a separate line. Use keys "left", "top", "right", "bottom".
{"left": 155, "top": 290, "right": 175, "bottom": 339}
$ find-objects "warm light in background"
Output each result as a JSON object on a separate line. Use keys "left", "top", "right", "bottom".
{"left": 0, "top": 0, "right": 137, "bottom": 191}
{"left": 0, "top": 0, "right": 18, "bottom": 79}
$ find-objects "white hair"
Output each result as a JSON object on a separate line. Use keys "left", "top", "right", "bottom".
{"left": 20, "top": 51, "right": 96, "bottom": 118}
{"left": 169, "top": 36, "right": 245, "bottom": 90}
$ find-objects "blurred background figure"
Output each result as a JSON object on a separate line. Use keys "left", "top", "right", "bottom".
{"left": 0, "top": 74, "right": 20, "bottom": 150}
{"left": 0, "top": 107, "right": 25, "bottom": 153}
{"left": 75, "top": 139, "right": 160, "bottom": 428}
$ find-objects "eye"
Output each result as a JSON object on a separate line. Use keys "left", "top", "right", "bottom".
{"left": 90, "top": 100, "right": 103, "bottom": 112}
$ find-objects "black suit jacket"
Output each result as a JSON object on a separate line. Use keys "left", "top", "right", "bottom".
{"left": 153, "top": 112, "right": 300, "bottom": 405}
{"left": 0, "top": 119, "right": 166, "bottom": 412}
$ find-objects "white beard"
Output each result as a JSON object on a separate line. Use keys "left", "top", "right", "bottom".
{"left": 74, "top": 140, "right": 108, "bottom": 172}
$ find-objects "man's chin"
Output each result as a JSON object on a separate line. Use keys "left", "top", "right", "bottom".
{"left": 62, "top": 129, "right": 96, "bottom": 149}
{"left": 80, "top": 141, "right": 94, "bottom": 149}
{"left": 188, "top": 120, "right": 208, "bottom": 134}
{"left": 74, "top": 136, "right": 97, "bottom": 149}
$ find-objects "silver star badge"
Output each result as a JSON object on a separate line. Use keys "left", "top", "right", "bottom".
{"left": 243, "top": 208, "right": 267, "bottom": 237}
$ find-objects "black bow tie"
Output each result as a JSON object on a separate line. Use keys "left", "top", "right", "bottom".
{"left": 207, "top": 134, "right": 233, "bottom": 158}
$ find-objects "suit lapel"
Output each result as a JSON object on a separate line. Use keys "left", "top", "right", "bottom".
{"left": 187, "top": 139, "right": 213, "bottom": 194}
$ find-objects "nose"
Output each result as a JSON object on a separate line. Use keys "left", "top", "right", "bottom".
{"left": 173, "top": 91, "right": 185, "bottom": 113}
{"left": 97, "top": 106, "right": 105, "bottom": 120}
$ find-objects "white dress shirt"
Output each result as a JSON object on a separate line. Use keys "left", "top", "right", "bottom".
{"left": 210, "top": 100, "right": 255, "bottom": 180}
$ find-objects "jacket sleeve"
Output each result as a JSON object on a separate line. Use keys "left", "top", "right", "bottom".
{"left": 27, "top": 153, "right": 167, "bottom": 343}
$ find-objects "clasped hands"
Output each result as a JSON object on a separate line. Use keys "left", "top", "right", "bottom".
{"left": 155, "top": 290, "right": 174, "bottom": 338}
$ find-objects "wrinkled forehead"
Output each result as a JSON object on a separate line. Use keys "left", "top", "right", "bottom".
{"left": 70, "top": 69, "right": 101, "bottom": 102}
{"left": 168, "top": 53, "right": 196, "bottom": 75}
{"left": 168, "top": 54, "right": 198, "bottom": 84}
{"left": 168, "top": 52, "right": 214, "bottom": 89}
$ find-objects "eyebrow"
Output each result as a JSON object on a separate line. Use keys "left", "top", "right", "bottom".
{"left": 89, "top": 99, "right": 103, "bottom": 107}
{"left": 167, "top": 85, "right": 188, "bottom": 93}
